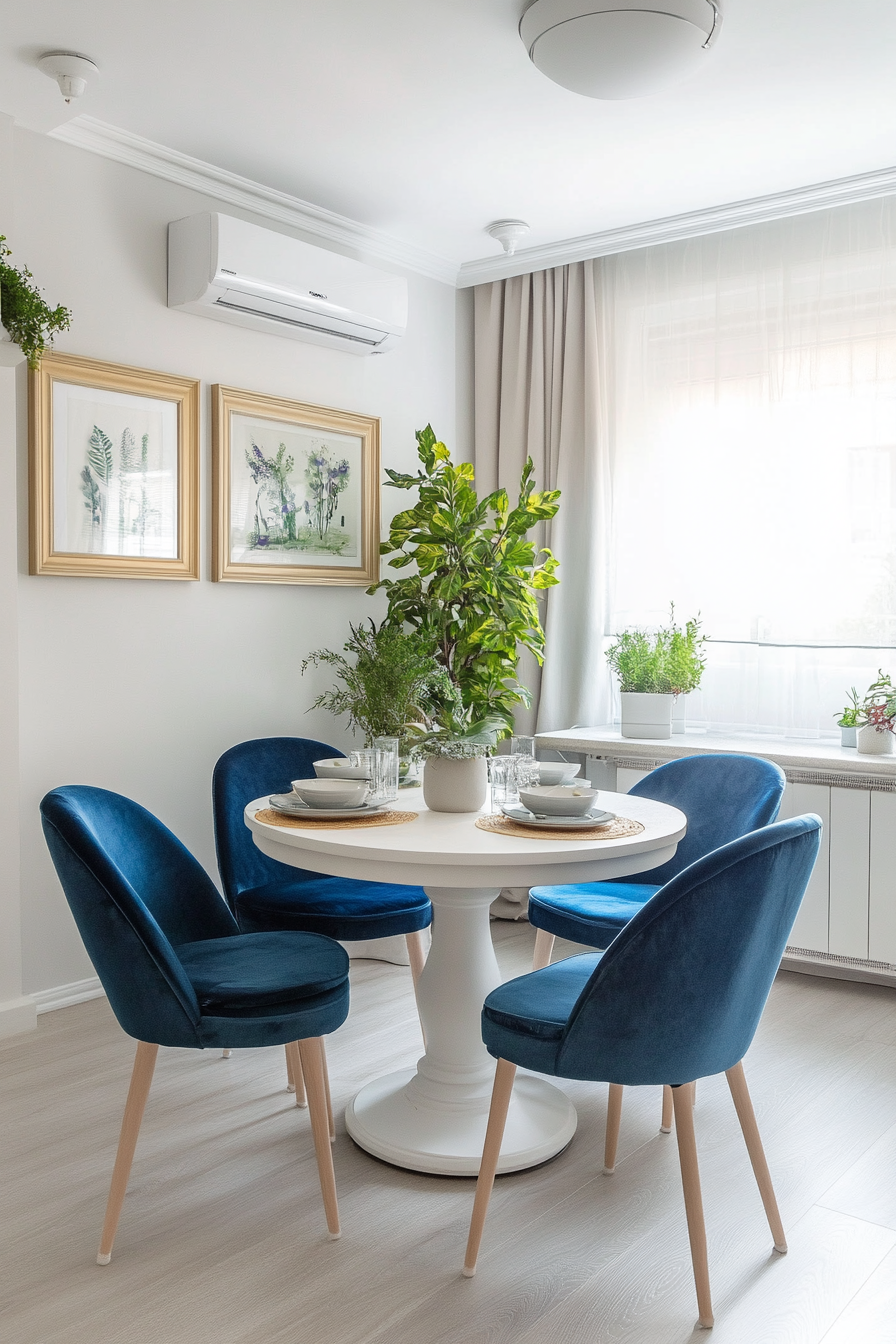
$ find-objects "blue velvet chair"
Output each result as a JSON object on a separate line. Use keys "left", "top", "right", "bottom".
{"left": 529, "top": 753, "right": 786, "bottom": 1134}
{"left": 463, "top": 815, "right": 822, "bottom": 1329}
{"left": 41, "top": 785, "right": 351, "bottom": 1263}
{"left": 213, "top": 737, "right": 433, "bottom": 1100}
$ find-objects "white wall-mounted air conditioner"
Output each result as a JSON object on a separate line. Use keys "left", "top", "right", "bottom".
{"left": 167, "top": 212, "right": 407, "bottom": 355}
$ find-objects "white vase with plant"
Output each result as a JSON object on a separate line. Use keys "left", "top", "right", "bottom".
{"left": 405, "top": 707, "right": 504, "bottom": 813}
{"left": 856, "top": 671, "right": 896, "bottom": 756}
{"left": 835, "top": 687, "right": 862, "bottom": 748}
{"left": 606, "top": 608, "right": 706, "bottom": 740}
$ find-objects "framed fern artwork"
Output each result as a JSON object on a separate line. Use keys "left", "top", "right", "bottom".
{"left": 211, "top": 384, "right": 380, "bottom": 584}
{"left": 29, "top": 352, "right": 199, "bottom": 578}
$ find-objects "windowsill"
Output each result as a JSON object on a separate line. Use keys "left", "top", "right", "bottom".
{"left": 535, "top": 725, "right": 896, "bottom": 780}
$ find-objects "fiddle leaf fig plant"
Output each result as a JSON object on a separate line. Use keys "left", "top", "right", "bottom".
{"left": 369, "top": 425, "right": 561, "bottom": 732}
{"left": 0, "top": 236, "right": 71, "bottom": 368}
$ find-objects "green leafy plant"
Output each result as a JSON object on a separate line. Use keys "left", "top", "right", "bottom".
{"left": 370, "top": 425, "right": 560, "bottom": 732}
{"left": 0, "top": 236, "right": 71, "bottom": 368}
{"left": 403, "top": 704, "right": 506, "bottom": 760}
{"left": 835, "top": 687, "right": 862, "bottom": 729}
{"left": 301, "top": 620, "right": 450, "bottom": 755}
{"left": 858, "top": 670, "right": 896, "bottom": 734}
{"left": 606, "top": 607, "right": 706, "bottom": 695}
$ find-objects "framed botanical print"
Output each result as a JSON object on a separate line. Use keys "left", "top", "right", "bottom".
{"left": 29, "top": 352, "right": 200, "bottom": 579}
{"left": 212, "top": 385, "right": 380, "bottom": 584}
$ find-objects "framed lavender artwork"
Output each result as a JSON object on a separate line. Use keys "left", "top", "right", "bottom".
{"left": 29, "top": 352, "right": 200, "bottom": 579}
{"left": 212, "top": 385, "right": 380, "bottom": 584}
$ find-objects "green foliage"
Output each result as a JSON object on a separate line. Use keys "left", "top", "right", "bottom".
{"left": 858, "top": 670, "right": 896, "bottom": 732}
{"left": 835, "top": 687, "right": 862, "bottom": 728}
{"left": 301, "top": 620, "right": 451, "bottom": 754}
{"left": 0, "top": 236, "right": 71, "bottom": 369}
{"left": 403, "top": 705, "right": 506, "bottom": 760}
{"left": 369, "top": 425, "right": 560, "bottom": 732}
{"left": 606, "top": 607, "right": 707, "bottom": 696}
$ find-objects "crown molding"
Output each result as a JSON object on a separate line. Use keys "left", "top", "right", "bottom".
{"left": 457, "top": 161, "right": 896, "bottom": 287}
{"left": 48, "top": 116, "right": 459, "bottom": 286}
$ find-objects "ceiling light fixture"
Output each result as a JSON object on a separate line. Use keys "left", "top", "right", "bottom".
{"left": 486, "top": 220, "right": 531, "bottom": 255}
{"left": 37, "top": 51, "right": 99, "bottom": 104}
{"left": 520, "top": 0, "right": 721, "bottom": 100}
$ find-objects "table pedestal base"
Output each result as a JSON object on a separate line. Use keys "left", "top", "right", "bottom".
{"left": 345, "top": 1067, "right": 576, "bottom": 1176}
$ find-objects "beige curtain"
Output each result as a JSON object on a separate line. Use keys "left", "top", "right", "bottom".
{"left": 473, "top": 259, "right": 612, "bottom": 737}
{"left": 473, "top": 260, "right": 612, "bottom": 918}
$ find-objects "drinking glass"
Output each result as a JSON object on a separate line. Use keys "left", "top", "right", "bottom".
{"left": 374, "top": 736, "right": 400, "bottom": 802}
{"left": 488, "top": 756, "right": 520, "bottom": 812}
{"left": 509, "top": 736, "right": 539, "bottom": 790}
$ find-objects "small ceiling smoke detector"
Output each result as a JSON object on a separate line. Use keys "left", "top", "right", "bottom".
{"left": 486, "top": 220, "right": 531, "bottom": 255}
{"left": 38, "top": 51, "right": 99, "bottom": 104}
{"left": 520, "top": 0, "right": 721, "bottom": 100}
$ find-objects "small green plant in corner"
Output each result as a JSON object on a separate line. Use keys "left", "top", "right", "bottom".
{"left": 835, "top": 687, "right": 862, "bottom": 729}
{"left": 370, "top": 425, "right": 560, "bottom": 733}
{"left": 0, "top": 236, "right": 72, "bottom": 368}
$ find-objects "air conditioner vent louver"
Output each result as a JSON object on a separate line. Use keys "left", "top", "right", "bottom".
{"left": 167, "top": 212, "right": 407, "bottom": 356}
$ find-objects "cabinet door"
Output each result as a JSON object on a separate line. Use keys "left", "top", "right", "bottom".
{"left": 828, "top": 787, "right": 871, "bottom": 959}
{"left": 869, "top": 792, "right": 896, "bottom": 964}
{"left": 778, "top": 782, "right": 830, "bottom": 954}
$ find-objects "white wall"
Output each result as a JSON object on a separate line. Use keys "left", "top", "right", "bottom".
{"left": 7, "top": 128, "right": 457, "bottom": 1000}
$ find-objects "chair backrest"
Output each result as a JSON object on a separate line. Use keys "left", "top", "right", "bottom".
{"left": 557, "top": 815, "right": 821, "bottom": 1086}
{"left": 213, "top": 737, "right": 343, "bottom": 904}
{"left": 619, "top": 754, "right": 786, "bottom": 887}
{"left": 41, "top": 786, "right": 238, "bottom": 1045}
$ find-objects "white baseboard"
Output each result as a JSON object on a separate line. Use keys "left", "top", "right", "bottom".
{"left": 33, "top": 976, "right": 105, "bottom": 1015}
{"left": 0, "top": 996, "right": 37, "bottom": 1038}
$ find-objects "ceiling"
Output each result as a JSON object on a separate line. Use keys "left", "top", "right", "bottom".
{"left": 3, "top": 0, "right": 896, "bottom": 275}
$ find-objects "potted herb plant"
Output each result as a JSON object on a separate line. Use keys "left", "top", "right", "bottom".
{"left": 856, "top": 671, "right": 896, "bottom": 756}
{"left": 0, "top": 236, "right": 71, "bottom": 368}
{"left": 665, "top": 609, "right": 707, "bottom": 733}
{"left": 301, "top": 621, "right": 449, "bottom": 776}
{"left": 835, "top": 687, "right": 862, "bottom": 748}
{"left": 370, "top": 425, "right": 560, "bottom": 733}
{"left": 404, "top": 704, "right": 505, "bottom": 812}
{"left": 606, "top": 608, "right": 706, "bottom": 739}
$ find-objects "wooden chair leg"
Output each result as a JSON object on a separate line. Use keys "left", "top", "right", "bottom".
{"left": 604, "top": 1083, "right": 624, "bottom": 1174}
{"left": 406, "top": 929, "right": 427, "bottom": 986}
{"left": 463, "top": 1059, "right": 517, "bottom": 1277}
{"left": 661, "top": 1084, "right": 674, "bottom": 1133}
{"left": 672, "top": 1082, "right": 714, "bottom": 1329}
{"left": 321, "top": 1039, "right": 335, "bottom": 1142}
{"left": 295, "top": 1038, "right": 341, "bottom": 1239}
{"left": 221, "top": 1049, "right": 232, "bottom": 1058}
{"left": 726, "top": 1061, "right": 787, "bottom": 1253}
{"left": 532, "top": 928, "right": 555, "bottom": 971}
{"left": 96, "top": 1041, "right": 158, "bottom": 1265}
{"left": 285, "top": 1042, "right": 307, "bottom": 1107}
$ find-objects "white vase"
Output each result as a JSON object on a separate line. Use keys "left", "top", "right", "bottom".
{"left": 856, "top": 724, "right": 894, "bottom": 755}
{"left": 840, "top": 725, "right": 857, "bottom": 748}
{"left": 422, "top": 756, "right": 488, "bottom": 812}
{"left": 620, "top": 692, "right": 674, "bottom": 740}
{"left": 672, "top": 694, "right": 687, "bottom": 735}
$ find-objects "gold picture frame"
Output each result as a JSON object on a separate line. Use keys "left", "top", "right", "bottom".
{"left": 212, "top": 384, "right": 380, "bottom": 585}
{"left": 29, "top": 352, "right": 200, "bottom": 579}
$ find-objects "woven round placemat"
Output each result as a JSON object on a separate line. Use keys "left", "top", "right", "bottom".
{"left": 475, "top": 814, "right": 645, "bottom": 841}
{"left": 254, "top": 807, "right": 418, "bottom": 831}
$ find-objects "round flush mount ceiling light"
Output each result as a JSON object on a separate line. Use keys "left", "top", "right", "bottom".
{"left": 486, "top": 220, "right": 531, "bottom": 254}
{"left": 519, "top": 0, "right": 721, "bottom": 100}
{"left": 38, "top": 51, "right": 99, "bottom": 104}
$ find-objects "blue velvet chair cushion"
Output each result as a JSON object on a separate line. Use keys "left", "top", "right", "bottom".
{"left": 176, "top": 931, "right": 350, "bottom": 1009}
{"left": 234, "top": 876, "right": 432, "bottom": 941}
{"left": 527, "top": 883, "right": 660, "bottom": 949}
{"left": 483, "top": 816, "right": 821, "bottom": 1087}
{"left": 527, "top": 754, "right": 786, "bottom": 949}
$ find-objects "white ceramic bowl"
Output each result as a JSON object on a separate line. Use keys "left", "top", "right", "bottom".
{"left": 518, "top": 784, "right": 598, "bottom": 817}
{"left": 536, "top": 762, "right": 582, "bottom": 786}
{"left": 292, "top": 778, "right": 370, "bottom": 809}
{"left": 313, "top": 757, "right": 371, "bottom": 780}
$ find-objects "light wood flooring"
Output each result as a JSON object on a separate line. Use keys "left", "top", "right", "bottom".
{"left": 2, "top": 921, "right": 896, "bottom": 1344}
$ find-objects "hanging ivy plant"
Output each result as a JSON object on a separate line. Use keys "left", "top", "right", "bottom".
{"left": 0, "top": 236, "right": 72, "bottom": 368}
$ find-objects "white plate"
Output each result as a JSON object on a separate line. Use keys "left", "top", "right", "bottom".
{"left": 268, "top": 793, "right": 390, "bottom": 819}
{"left": 501, "top": 804, "right": 616, "bottom": 829}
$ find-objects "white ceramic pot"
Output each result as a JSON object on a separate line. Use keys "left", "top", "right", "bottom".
{"left": 620, "top": 692, "right": 674, "bottom": 740}
{"left": 856, "top": 724, "right": 894, "bottom": 755}
{"left": 671, "top": 694, "right": 687, "bottom": 735}
{"left": 839, "top": 725, "right": 857, "bottom": 748}
{"left": 422, "top": 756, "right": 488, "bottom": 812}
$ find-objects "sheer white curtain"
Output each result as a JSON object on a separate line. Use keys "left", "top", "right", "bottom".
{"left": 606, "top": 197, "right": 896, "bottom": 735}
{"left": 473, "top": 260, "right": 612, "bottom": 735}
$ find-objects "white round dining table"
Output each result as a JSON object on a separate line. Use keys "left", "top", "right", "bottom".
{"left": 244, "top": 787, "right": 686, "bottom": 1177}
